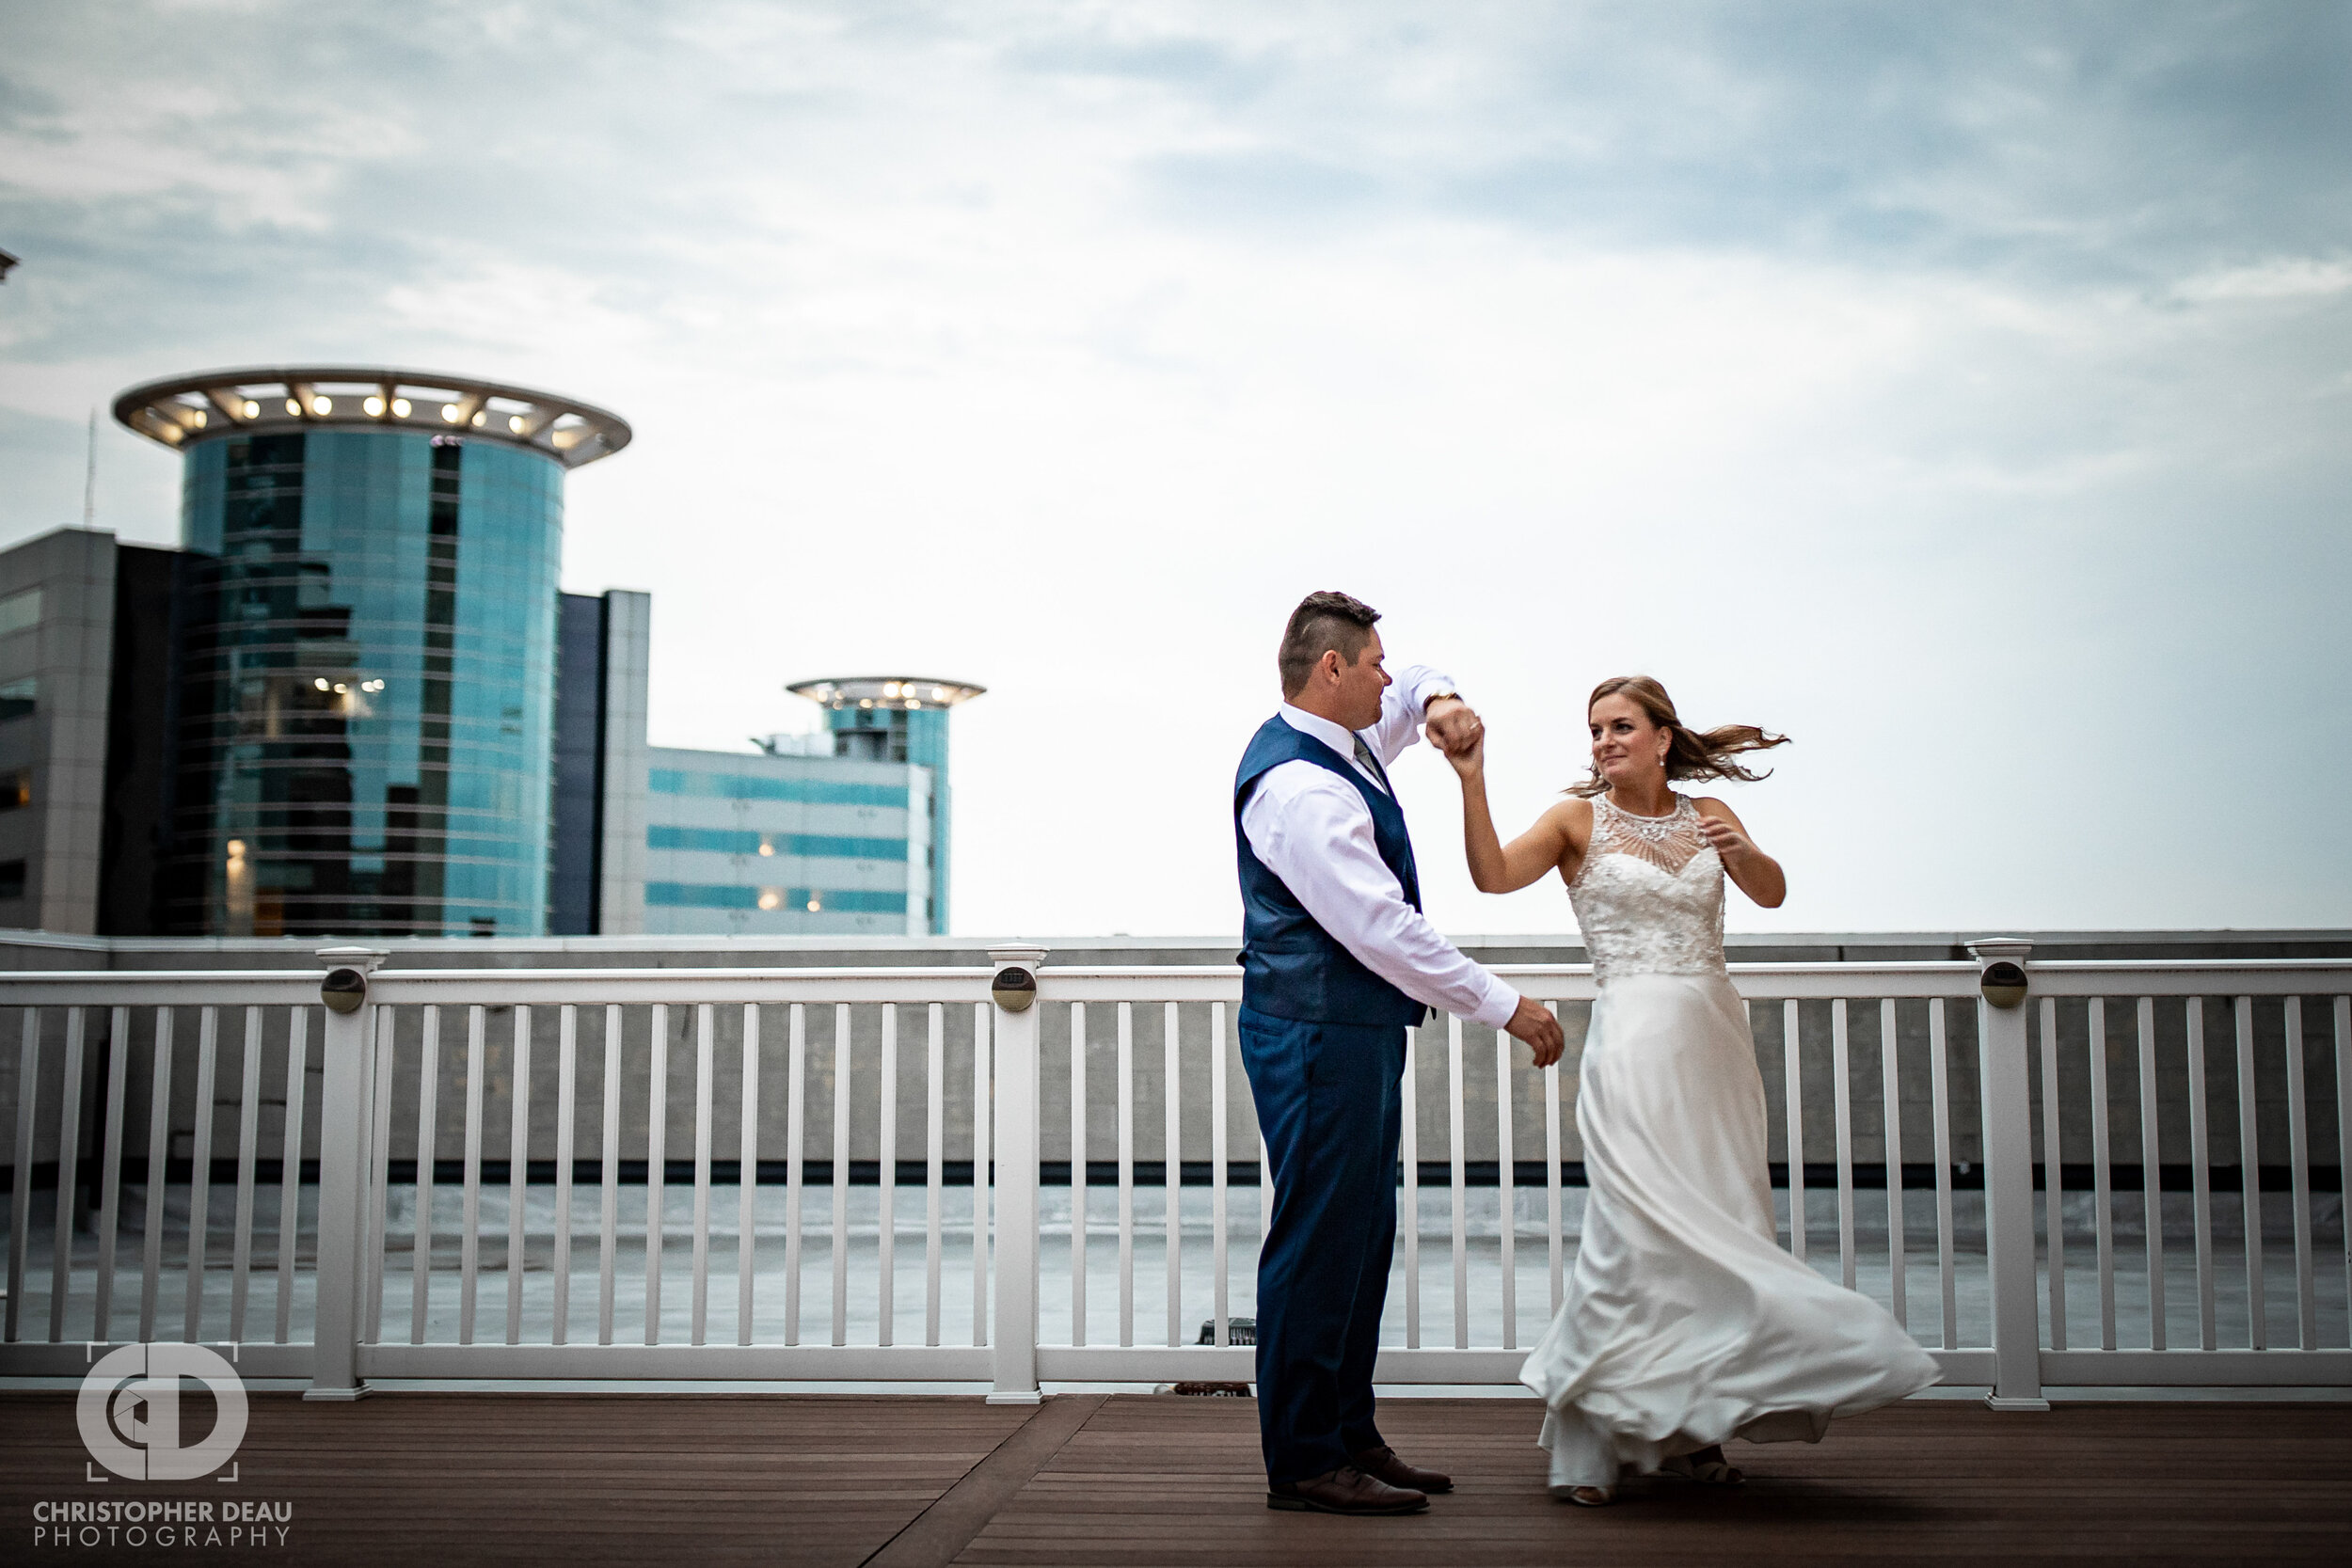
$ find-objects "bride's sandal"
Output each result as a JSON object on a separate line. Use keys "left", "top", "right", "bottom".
{"left": 1657, "top": 1448, "right": 1745, "bottom": 1486}
{"left": 1550, "top": 1484, "right": 1617, "bottom": 1507}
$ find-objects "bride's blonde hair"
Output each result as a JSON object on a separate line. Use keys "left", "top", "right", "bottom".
{"left": 1569, "top": 675, "right": 1789, "bottom": 797}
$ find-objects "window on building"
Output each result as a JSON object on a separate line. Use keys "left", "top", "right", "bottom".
{"left": 0, "top": 769, "right": 28, "bottom": 812}
{"left": 0, "top": 677, "right": 33, "bottom": 721}
{"left": 0, "top": 588, "right": 40, "bottom": 640}
{"left": 0, "top": 860, "right": 23, "bottom": 901}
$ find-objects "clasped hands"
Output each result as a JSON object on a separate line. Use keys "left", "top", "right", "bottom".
{"left": 1422, "top": 694, "right": 1483, "bottom": 766}
{"left": 1422, "top": 695, "right": 1565, "bottom": 1068}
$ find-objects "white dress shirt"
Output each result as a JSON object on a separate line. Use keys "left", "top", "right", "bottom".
{"left": 1239, "top": 664, "right": 1523, "bottom": 1030}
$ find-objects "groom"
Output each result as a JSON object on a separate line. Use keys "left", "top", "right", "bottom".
{"left": 1235, "top": 591, "right": 1565, "bottom": 1515}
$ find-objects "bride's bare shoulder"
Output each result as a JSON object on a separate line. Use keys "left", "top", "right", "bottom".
{"left": 1546, "top": 797, "right": 1595, "bottom": 845}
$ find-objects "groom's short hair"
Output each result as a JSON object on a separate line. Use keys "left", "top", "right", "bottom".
{"left": 1279, "top": 591, "right": 1381, "bottom": 697}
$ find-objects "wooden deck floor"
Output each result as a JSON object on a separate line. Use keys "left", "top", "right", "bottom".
{"left": 6, "top": 1390, "right": 2348, "bottom": 1566}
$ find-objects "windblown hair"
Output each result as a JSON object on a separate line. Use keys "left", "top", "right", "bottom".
{"left": 1278, "top": 591, "right": 1381, "bottom": 698}
{"left": 1569, "top": 674, "right": 1789, "bottom": 797}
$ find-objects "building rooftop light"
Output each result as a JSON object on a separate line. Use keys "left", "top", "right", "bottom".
{"left": 110, "top": 367, "right": 630, "bottom": 469}
{"left": 787, "top": 675, "right": 987, "bottom": 712}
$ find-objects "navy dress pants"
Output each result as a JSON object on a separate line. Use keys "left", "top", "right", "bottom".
{"left": 1237, "top": 1006, "right": 1407, "bottom": 1483}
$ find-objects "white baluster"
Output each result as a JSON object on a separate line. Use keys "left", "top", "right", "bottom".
{"left": 739, "top": 1003, "right": 762, "bottom": 1349}
{"left": 507, "top": 1005, "right": 532, "bottom": 1348}
{"left": 93, "top": 1006, "right": 131, "bottom": 1345}
{"left": 553, "top": 1006, "right": 578, "bottom": 1347}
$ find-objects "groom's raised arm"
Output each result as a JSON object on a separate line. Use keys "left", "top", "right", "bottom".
{"left": 1241, "top": 765, "right": 1520, "bottom": 1029}
{"left": 1360, "top": 663, "right": 1463, "bottom": 768}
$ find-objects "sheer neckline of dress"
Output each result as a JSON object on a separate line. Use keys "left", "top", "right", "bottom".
{"left": 1577, "top": 792, "right": 1712, "bottom": 880}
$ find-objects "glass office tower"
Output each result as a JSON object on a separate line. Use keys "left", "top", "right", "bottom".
{"left": 114, "top": 368, "right": 629, "bottom": 937}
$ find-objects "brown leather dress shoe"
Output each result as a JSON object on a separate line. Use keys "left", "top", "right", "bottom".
{"left": 1266, "top": 1465, "right": 1429, "bottom": 1514}
{"left": 1352, "top": 1445, "right": 1453, "bottom": 1495}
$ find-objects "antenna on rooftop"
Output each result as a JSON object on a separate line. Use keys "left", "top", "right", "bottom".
{"left": 83, "top": 408, "right": 96, "bottom": 528}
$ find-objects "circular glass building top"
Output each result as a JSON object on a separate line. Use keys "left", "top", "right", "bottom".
{"left": 786, "top": 676, "right": 987, "bottom": 713}
{"left": 114, "top": 367, "right": 630, "bottom": 468}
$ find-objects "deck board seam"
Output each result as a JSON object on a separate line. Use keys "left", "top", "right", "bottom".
{"left": 860, "top": 1394, "right": 1108, "bottom": 1568}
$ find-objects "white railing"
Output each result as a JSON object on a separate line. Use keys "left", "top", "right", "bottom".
{"left": 3, "top": 942, "right": 2346, "bottom": 1405}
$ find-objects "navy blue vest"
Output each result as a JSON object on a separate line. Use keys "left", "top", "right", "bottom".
{"left": 1233, "top": 715, "right": 1428, "bottom": 1027}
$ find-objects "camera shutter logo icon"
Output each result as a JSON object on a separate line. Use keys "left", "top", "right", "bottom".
{"left": 77, "top": 1343, "right": 249, "bottom": 1481}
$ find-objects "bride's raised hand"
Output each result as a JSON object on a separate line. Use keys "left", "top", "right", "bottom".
{"left": 1443, "top": 728, "right": 1486, "bottom": 779}
{"left": 1423, "top": 696, "right": 1483, "bottom": 760}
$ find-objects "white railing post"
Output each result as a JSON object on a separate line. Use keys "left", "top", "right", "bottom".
{"left": 1970, "top": 939, "right": 2048, "bottom": 1411}
{"left": 306, "top": 947, "right": 387, "bottom": 1402}
{"left": 986, "top": 945, "right": 1047, "bottom": 1404}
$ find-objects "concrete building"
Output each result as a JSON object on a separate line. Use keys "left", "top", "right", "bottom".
{"left": 642, "top": 676, "right": 981, "bottom": 938}
{"left": 643, "top": 745, "right": 934, "bottom": 938}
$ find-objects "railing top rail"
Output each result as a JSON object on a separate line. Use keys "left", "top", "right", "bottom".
{"left": 0, "top": 955, "right": 2344, "bottom": 1009}
{"left": 0, "top": 972, "right": 328, "bottom": 1006}
{"left": 373, "top": 965, "right": 996, "bottom": 984}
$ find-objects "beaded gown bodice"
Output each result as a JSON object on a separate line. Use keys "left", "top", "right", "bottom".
{"left": 1565, "top": 793, "right": 1726, "bottom": 983}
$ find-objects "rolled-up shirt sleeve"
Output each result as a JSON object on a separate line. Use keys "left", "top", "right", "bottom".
{"left": 1241, "top": 761, "right": 1521, "bottom": 1029}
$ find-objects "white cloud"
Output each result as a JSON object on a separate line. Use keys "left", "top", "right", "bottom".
{"left": 2173, "top": 257, "right": 2352, "bottom": 304}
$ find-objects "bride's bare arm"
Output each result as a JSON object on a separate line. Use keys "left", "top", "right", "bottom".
{"left": 1693, "top": 798, "right": 1787, "bottom": 908}
{"left": 1448, "top": 737, "right": 1581, "bottom": 894}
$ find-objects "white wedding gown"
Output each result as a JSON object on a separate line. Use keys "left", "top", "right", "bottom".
{"left": 1520, "top": 794, "right": 1941, "bottom": 1490}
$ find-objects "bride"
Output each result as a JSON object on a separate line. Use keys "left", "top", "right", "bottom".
{"left": 1446, "top": 675, "right": 1939, "bottom": 1505}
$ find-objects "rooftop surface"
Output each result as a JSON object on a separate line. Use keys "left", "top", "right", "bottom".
{"left": 4, "top": 1390, "right": 2345, "bottom": 1565}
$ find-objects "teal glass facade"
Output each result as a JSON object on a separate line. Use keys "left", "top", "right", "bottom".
{"left": 163, "top": 428, "right": 560, "bottom": 937}
{"left": 823, "top": 703, "right": 950, "bottom": 931}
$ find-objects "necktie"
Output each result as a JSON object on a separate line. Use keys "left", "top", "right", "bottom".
{"left": 1352, "top": 736, "right": 1388, "bottom": 792}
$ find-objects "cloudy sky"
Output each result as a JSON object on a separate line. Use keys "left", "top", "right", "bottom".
{"left": 3, "top": 2, "right": 2347, "bottom": 939}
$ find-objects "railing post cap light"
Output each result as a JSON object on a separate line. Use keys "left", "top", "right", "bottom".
{"left": 320, "top": 968, "right": 369, "bottom": 1014}
{"left": 987, "top": 944, "right": 1047, "bottom": 1013}
{"left": 1967, "top": 938, "right": 2033, "bottom": 1009}
{"left": 317, "top": 946, "right": 389, "bottom": 1015}
{"left": 990, "top": 968, "right": 1039, "bottom": 1013}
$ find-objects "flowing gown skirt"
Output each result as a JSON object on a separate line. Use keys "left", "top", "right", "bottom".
{"left": 1520, "top": 973, "right": 1941, "bottom": 1488}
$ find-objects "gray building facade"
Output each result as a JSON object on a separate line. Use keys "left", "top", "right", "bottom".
{"left": 0, "top": 529, "right": 130, "bottom": 933}
{"left": 548, "top": 588, "right": 650, "bottom": 936}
